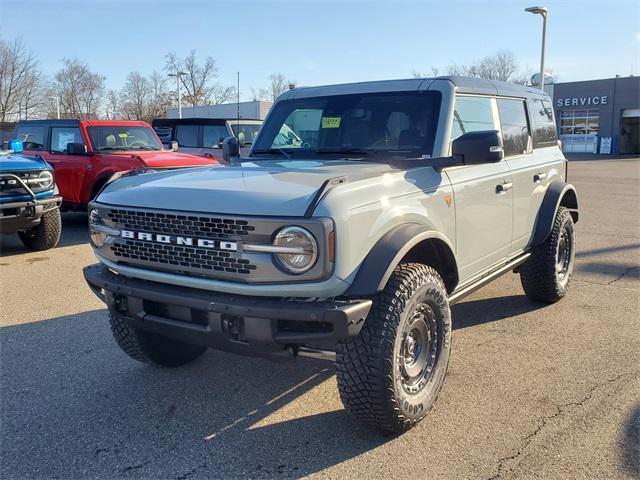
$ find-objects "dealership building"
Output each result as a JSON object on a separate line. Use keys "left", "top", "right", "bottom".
{"left": 547, "top": 76, "right": 640, "bottom": 155}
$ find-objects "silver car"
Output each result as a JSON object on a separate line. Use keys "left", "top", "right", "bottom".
{"left": 85, "top": 76, "right": 578, "bottom": 433}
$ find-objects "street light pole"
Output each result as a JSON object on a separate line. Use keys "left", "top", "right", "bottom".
{"left": 168, "top": 71, "right": 187, "bottom": 119}
{"left": 526, "top": 6, "right": 549, "bottom": 90}
{"left": 50, "top": 96, "right": 60, "bottom": 119}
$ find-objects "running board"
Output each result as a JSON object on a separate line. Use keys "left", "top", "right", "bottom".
{"left": 449, "top": 253, "right": 531, "bottom": 304}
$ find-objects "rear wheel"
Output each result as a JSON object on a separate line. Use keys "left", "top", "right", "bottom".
{"left": 109, "top": 311, "right": 206, "bottom": 367}
{"left": 520, "top": 206, "right": 575, "bottom": 303}
{"left": 18, "top": 208, "right": 61, "bottom": 251}
{"left": 336, "top": 263, "right": 452, "bottom": 434}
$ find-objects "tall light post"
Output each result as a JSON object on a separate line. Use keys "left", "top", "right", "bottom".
{"left": 168, "top": 71, "right": 187, "bottom": 119}
{"left": 526, "top": 6, "right": 549, "bottom": 90}
{"left": 50, "top": 96, "right": 60, "bottom": 119}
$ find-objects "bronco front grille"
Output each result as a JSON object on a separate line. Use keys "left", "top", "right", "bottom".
{"left": 107, "top": 209, "right": 256, "bottom": 239}
{"left": 111, "top": 239, "right": 256, "bottom": 274}
{"left": 105, "top": 207, "right": 264, "bottom": 280}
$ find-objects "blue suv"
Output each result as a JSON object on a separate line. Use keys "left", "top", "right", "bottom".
{"left": 1, "top": 141, "right": 62, "bottom": 250}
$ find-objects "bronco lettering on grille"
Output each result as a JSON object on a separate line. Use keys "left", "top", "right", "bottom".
{"left": 121, "top": 230, "right": 238, "bottom": 251}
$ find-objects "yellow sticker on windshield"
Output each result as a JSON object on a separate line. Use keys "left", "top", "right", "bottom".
{"left": 118, "top": 133, "right": 128, "bottom": 138}
{"left": 321, "top": 117, "right": 341, "bottom": 129}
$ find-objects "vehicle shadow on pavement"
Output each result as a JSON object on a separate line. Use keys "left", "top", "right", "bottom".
{"left": 452, "top": 294, "right": 546, "bottom": 329}
{"left": 621, "top": 404, "right": 640, "bottom": 477}
{"left": 0, "top": 212, "right": 88, "bottom": 256}
{"left": 0, "top": 309, "right": 387, "bottom": 479}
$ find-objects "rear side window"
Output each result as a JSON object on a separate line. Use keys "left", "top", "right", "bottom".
{"left": 15, "top": 125, "right": 46, "bottom": 150}
{"left": 176, "top": 125, "right": 199, "bottom": 147}
{"left": 529, "top": 98, "right": 558, "bottom": 148}
{"left": 451, "top": 96, "right": 495, "bottom": 141}
{"left": 50, "top": 127, "right": 83, "bottom": 153}
{"left": 497, "top": 98, "right": 531, "bottom": 157}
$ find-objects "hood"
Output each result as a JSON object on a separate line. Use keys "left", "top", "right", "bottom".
{"left": 0, "top": 154, "right": 51, "bottom": 171}
{"left": 107, "top": 150, "right": 218, "bottom": 167}
{"left": 97, "top": 159, "right": 394, "bottom": 216}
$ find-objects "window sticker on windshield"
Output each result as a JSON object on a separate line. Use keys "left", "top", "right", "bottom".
{"left": 118, "top": 133, "right": 128, "bottom": 138}
{"left": 321, "top": 117, "right": 341, "bottom": 129}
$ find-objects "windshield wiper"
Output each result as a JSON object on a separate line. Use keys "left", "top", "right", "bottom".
{"left": 98, "top": 147, "right": 129, "bottom": 151}
{"left": 251, "top": 148, "right": 292, "bottom": 159}
{"left": 130, "top": 146, "right": 160, "bottom": 150}
{"left": 316, "top": 148, "right": 383, "bottom": 161}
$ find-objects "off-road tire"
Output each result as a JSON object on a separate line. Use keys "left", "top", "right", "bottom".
{"left": 336, "top": 263, "right": 452, "bottom": 434}
{"left": 520, "top": 206, "right": 575, "bottom": 303}
{"left": 109, "top": 311, "right": 206, "bottom": 367}
{"left": 18, "top": 208, "right": 61, "bottom": 251}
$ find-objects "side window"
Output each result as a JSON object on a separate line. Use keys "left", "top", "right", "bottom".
{"left": 497, "top": 98, "right": 532, "bottom": 157}
{"left": 50, "top": 127, "right": 83, "bottom": 154}
{"left": 202, "top": 125, "right": 229, "bottom": 148}
{"left": 176, "top": 125, "right": 199, "bottom": 147}
{"left": 529, "top": 98, "right": 558, "bottom": 148}
{"left": 451, "top": 96, "right": 495, "bottom": 141}
{"left": 15, "top": 126, "right": 46, "bottom": 150}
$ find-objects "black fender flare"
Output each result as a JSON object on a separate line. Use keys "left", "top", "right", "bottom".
{"left": 345, "top": 223, "right": 459, "bottom": 296}
{"left": 531, "top": 180, "right": 579, "bottom": 246}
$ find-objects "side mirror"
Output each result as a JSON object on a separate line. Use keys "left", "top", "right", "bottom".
{"left": 452, "top": 130, "right": 503, "bottom": 165}
{"left": 222, "top": 136, "right": 239, "bottom": 163}
{"left": 8, "top": 139, "right": 24, "bottom": 153}
{"left": 170, "top": 140, "right": 179, "bottom": 152}
{"left": 67, "top": 142, "right": 88, "bottom": 155}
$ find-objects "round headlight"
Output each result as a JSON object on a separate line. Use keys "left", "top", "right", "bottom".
{"left": 273, "top": 226, "right": 318, "bottom": 274}
{"left": 37, "top": 170, "right": 54, "bottom": 189}
{"left": 89, "top": 208, "right": 106, "bottom": 248}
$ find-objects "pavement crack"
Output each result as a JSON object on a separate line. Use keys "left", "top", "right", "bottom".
{"left": 607, "top": 266, "right": 639, "bottom": 284}
{"left": 119, "top": 460, "right": 151, "bottom": 473}
{"left": 487, "top": 374, "right": 625, "bottom": 480}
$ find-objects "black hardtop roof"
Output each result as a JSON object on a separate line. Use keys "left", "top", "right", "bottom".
{"left": 152, "top": 118, "right": 262, "bottom": 126}
{"left": 17, "top": 119, "right": 80, "bottom": 127}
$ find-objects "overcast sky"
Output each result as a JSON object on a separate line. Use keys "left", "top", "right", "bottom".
{"left": 2, "top": 0, "right": 639, "bottom": 99}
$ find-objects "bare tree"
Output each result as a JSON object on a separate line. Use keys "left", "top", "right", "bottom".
{"left": 164, "top": 50, "right": 235, "bottom": 107}
{"left": 104, "top": 89, "right": 119, "bottom": 119}
{"left": 251, "top": 73, "right": 295, "bottom": 101}
{"left": 146, "top": 71, "right": 171, "bottom": 119}
{"left": 120, "top": 71, "right": 151, "bottom": 120}
{"left": 51, "top": 58, "right": 105, "bottom": 118}
{"left": 412, "top": 50, "right": 531, "bottom": 85}
{"left": 0, "top": 37, "right": 44, "bottom": 122}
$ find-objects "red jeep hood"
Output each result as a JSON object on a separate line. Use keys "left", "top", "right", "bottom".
{"left": 109, "top": 150, "right": 218, "bottom": 167}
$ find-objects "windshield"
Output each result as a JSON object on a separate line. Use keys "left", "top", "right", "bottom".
{"left": 230, "top": 123, "right": 261, "bottom": 145}
{"left": 87, "top": 126, "right": 163, "bottom": 151}
{"left": 253, "top": 91, "right": 441, "bottom": 159}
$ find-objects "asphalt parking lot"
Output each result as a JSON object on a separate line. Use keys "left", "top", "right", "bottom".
{"left": 1, "top": 156, "right": 639, "bottom": 480}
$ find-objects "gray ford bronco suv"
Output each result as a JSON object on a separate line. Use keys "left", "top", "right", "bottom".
{"left": 84, "top": 76, "right": 578, "bottom": 433}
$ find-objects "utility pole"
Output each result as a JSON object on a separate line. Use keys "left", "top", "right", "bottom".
{"left": 526, "top": 6, "right": 549, "bottom": 90}
{"left": 50, "top": 96, "right": 60, "bottom": 119}
{"left": 168, "top": 71, "right": 187, "bottom": 118}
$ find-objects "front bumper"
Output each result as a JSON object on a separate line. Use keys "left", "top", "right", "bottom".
{"left": 0, "top": 195, "right": 61, "bottom": 233}
{"left": 83, "top": 263, "right": 372, "bottom": 356}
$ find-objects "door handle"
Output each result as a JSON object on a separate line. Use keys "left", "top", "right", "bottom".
{"left": 496, "top": 182, "right": 512, "bottom": 194}
{"left": 533, "top": 172, "right": 547, "bottom": 183}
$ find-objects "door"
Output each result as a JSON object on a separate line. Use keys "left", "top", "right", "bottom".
{"left": 43, "top": 126, "right": 88, "bottom": 204}
{"left": 445, "top": 95, "right": 513, "bottom": 282}
{"left": 505, "top": 97, "right": 564, "bottom": 252}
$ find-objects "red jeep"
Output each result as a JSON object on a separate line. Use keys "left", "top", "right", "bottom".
{"left": 15, "top": 120, "right": 218, "bottom": 210}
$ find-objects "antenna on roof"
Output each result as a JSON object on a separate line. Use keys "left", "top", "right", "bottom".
{"left": 237, "top": 72, "right": 240, "bottom": 129}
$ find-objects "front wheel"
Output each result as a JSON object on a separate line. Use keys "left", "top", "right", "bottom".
{"left": 18, "top": 208, "right": 62, "bottom": 251}
{"left": 336, "top": 263, "right": 452, "bottom": 434}
{"left": 520, "top": 206, "right": 576, "bottom": 303}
